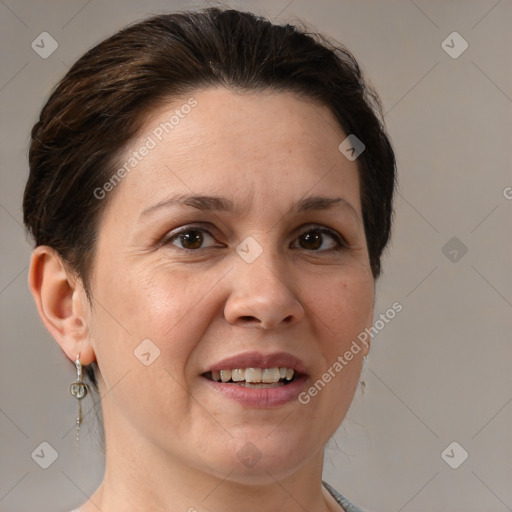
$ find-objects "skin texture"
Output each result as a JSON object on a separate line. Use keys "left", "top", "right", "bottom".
{"left": 29, "top": 87, "right": 375, "bottom": 512}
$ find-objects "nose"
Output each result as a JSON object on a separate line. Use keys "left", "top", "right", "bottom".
{"left": 224, "top": 248, "right": 305, "bottom": 329}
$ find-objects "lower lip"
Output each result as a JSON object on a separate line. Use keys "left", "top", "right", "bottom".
{"left": 202, "top": 375, "right": 308, "bottom": 407}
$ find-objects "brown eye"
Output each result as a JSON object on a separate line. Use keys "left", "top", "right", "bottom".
{"left": 176, "top": 230, "right": 204, "bottom": 250}
{"left": 166, "top": 227, "right": 218, "bottom": 251}
{"left": 294, "top": 227, "right": 344, "bottom": 252}
{"left": 299, "top": 231, "right": 322, "bottom": 250}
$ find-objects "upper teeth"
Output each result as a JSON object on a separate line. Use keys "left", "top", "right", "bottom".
{"left": 210, "top": 367, "right": 295, "bottom": 383}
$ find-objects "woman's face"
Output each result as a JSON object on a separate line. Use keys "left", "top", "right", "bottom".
{"left": 87, "top": 87, "right": 375, "bottom": 481}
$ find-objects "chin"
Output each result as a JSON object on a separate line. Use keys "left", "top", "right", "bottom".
{"left": 202, "top": 433, "right": 318, "bottom": 483}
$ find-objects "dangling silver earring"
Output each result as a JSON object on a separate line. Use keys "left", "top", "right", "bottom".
{"left": 359, "top": 355, "right": 368, "bottom": 394}
{"left": 69, "top": 353, "right": 88, "bottom": 442}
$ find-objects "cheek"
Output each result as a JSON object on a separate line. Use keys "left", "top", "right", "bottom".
{"left": 91, "top": 260, "right": 216, "bottom": 368}
{"left": 126, "top": 267, "right": 216, "bottom": 338}
{"left": 96, "top": 256, "right": 187, "bottom": 328}
{"left": 89, "top": 263, "right": 212, "bottom": 429}
{"left": 309, "top": 268, "right": 374, "bottom": 347}
{"left": 300, "top": 272, "right": 372, "bottom": 437}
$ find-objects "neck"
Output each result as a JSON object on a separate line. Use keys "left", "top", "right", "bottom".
{"left": 83, "top": 414, "right": 337, "bottom": 512}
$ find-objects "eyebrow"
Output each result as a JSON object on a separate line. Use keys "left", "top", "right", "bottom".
{"left": 140, "top": 193, "right": 361, "bottom": 222}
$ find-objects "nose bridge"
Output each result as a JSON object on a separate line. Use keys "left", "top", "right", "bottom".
{"left": 224, "top": 234, "right": 304, "bottom": 329}
{"left": 239, "top": 240, "right": 284, "bottom": 291}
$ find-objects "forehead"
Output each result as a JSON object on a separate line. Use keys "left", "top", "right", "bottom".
{"left": 106, "top": 87, "right": 361, "bottom": 217}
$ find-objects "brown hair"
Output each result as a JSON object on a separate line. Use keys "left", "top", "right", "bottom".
{"left": 24, "top": 7, "right": 396, "bottom": 388}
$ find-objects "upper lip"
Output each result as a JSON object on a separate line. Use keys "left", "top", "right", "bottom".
{"left": 205, "top": 351, "right": 307, "bottom": 375}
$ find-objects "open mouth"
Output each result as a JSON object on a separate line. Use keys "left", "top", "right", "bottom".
{"left": 203, "top": 367, "right": 297, "bottom": 388}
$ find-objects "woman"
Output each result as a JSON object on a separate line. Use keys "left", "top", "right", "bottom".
{"left": 24, "top": 7, "right": 396, "bottom": 512}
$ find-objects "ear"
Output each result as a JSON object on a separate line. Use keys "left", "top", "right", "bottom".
{"left": 28, "top": 245, "right": 96, "bottom": 365}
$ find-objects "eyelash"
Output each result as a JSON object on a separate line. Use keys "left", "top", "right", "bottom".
{"left": 162, "top": 224, "right": 347, "bottom": 253}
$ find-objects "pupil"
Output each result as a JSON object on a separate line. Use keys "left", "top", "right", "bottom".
{"left": 301, "top": 231, "right": 321, "bottom": 250}
{"left": 181, "top": 231, "right": 203, "bottom": 249}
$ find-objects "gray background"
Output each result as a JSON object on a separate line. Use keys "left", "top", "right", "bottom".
{"left": 1, "top": 1, "right": 511, "bottom": 511}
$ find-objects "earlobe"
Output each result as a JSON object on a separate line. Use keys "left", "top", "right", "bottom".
{"left": 28, "top": 246, "right": 95, "bottom": 365}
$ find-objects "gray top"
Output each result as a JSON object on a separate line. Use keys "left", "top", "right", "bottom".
{"left": 70, "top": 482, "right": 365, "bottom": 512}
{"left": 323, "top": 480, "right": 366, "bottom": 512}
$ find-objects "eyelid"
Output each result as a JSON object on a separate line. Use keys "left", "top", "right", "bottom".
{"left": 161, "top": 223, "right": 222, "bottom": 250}
{"left": 291, "top": 223, "right": 347, "bottom": 250}
{"left": 161, "top": 222, "right": 348, "bottom": 252}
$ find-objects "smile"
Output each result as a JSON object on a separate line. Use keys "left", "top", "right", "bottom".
{"left": 201, "top": 352, "right": 308, "bottom": 407}
{"left": 205, "top": 367, "right": 296, "bottom": 387}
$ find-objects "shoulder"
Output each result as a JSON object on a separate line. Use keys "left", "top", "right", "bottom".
{"left": 323, "top": 481, "right": 369, "bottom": 512}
